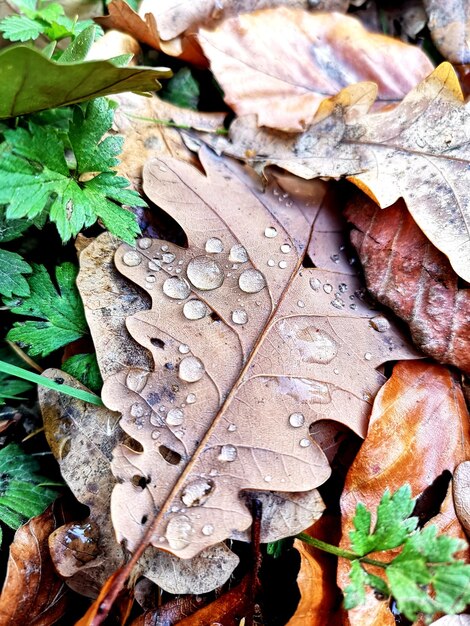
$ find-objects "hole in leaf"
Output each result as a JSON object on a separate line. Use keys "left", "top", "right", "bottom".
{"left": 302, "top": 252, "right": 315, "bottom": 268}
{"left": 150, "top": 338, "right": 165, "bottom": 349}
{"left": 158, "top": 445, "right": 181, "bottom": 465}
{"left": 139, "top": 196, "right": 188, "bottom": 248}
{"left": 131, "top": 475, "right": 150, "bottom": 490}
{"left": 210, "top": 311, "right": 221, "bottom": 322}
{"left": 412, "top": 469, "right": 452, "bottom": 527}
{"left": 141, "top": 515, "right": 148, "bottom": 525}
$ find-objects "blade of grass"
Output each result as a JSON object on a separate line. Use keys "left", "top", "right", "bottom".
{"left": 0, "top": 360, "right": 104, "bottom": 406}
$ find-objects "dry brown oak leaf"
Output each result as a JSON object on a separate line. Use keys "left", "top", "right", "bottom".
{"left": 198, "top": 8, "right": 433, "bottom": 131}
{"left": 215, "top": 62, "right": 470, "bottom": 283}
{"left": 423, "top": 0, "right": 470, "bottom": 64}
{"left": 338, "top": 361, "right": 470, "bottom": 626}
{"left": 39, "top": 368, "right": 240, "bottom": 597}
{"left": 344, "top": 194, "right": 470, "bottom": 375}
{"left": 0, "top": 503, "right": 72, "bottom": 626}
{"left": 97, "top": 147, "right": 415, "bottom": 560}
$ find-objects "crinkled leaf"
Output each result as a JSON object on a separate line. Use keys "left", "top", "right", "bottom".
{"left": 5, "top": 263, "right": 87, "bottom": 357}
{"left": 350, "top": 486, "right": 417, "bottom": 556}
{"left": 0, "top": 98, "right": 143, "bottom": 243}
{"left": 0, "top": 249, "right": 31, "bottom": 298}
{"left": 0, "top": 46, "right": 171, "bottom": 119}
{"left": 0, "top": 444, "right": 59, "bottom": 539}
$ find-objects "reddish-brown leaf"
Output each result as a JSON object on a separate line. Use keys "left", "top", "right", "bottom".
{"left": 344, "top": 194, "right": 470, "bottom": 375}
{"left": 338, "top": 361, "right": 470, "bottom": 625}
{"left": 287, "top": 513, "right": 342, "bottom": 626}
{"left": 0, "top": 503, "right": 72, "bottom": 626}
{"left": 199, "top": 9, "right": 433, "bottom": 130}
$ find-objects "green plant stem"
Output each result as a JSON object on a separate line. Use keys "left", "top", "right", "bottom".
{"left": 0, "top": 360, "right": 104, "bottom": 406}
{"left": 124, "top": 112, "right": 229, "bottom": 134}
{"left": 296, "top": 532, "right": 388, "bottom": 568}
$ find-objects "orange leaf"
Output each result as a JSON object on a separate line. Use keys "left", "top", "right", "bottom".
{"left": 338, "top": 361, "right": 470, "bottom": 625}
{"left": 199, "top": 9, "right": 434, "bottom": 130}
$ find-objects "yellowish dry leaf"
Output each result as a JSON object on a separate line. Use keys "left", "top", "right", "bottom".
{"left": 213, "top": 63, "right": 470, "bottom": 283}
{"left": 89, "top": 148, "right": 416, "bottom": 561}
{"left": 199, "top": 9, "right": 433, "bottom": 130}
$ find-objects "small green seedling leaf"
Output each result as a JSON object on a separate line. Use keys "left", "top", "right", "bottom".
{"left": 62, "top": 353, "right": 103, "bottom": 393}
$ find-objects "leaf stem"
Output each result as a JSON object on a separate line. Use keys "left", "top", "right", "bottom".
{"left": 124, "top": 112, "right": 229, "bottom": 134}
{"left": 296, "top": 532, "right": 388, "bottom": 568}
{"left": 0, "top": 360, "right": 104, "bottom": 406}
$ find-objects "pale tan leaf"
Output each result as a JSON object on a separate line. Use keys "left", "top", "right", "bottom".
{"left": 454, "top": 461, "right": 470, "bottom": 537}
{"left": 198, "top": 9, "right": 433, "bottom": 131}
{"left": 424, "top": 0, "right": 470, "bottom": 64}
{"left": 215, "top": 63, "right": 470, "bottom": 283}
{"left": 111, "top": 92, "right": 226, "bottom": 191}
{"left": 431, "top": 616, "right": 470, "bottom": 625}
{"left": 39, "top": 369, "right": 239, "bottom": 596}
{"left": 89, "top": 148, "right": 416, "bottom": 561}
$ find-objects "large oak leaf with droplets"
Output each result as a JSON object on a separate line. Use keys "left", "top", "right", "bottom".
{"left": 100, "top": 148, "right": 415, "bottom": 559}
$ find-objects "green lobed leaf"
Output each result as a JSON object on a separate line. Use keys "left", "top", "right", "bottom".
{"left": 0, "top": 99, "right": 144, "bottom": 243}
{"left": 350, "top": 485, "right": 418, "bottom": 556}
{"left": 0, "top": 249, "right": 31, "bottom": 298}
{"left": 0, "top": 46, "right": 171, "bottom": 119}
{"left": 344, "top": 560, "right": 368, "bottom": 610}
{"left": 0, "top": 15, "right": 44, "bottom": 41}
{"left": 62, "top": 353, "right": 103, "bottom": 393}
{"left": 0, "top": 206, "right": 31, "bottom": 243}
{"left": 5, "top": 262, "right": 88, "bottom": 357}
{"left": 0, "top": 344, "right": 33, "bottom": 406}
{"left": 0, "top": 443, "right": 59, "bottom": 541}
{"left": 160, "top": 67, "right": 200, "bottom": 110}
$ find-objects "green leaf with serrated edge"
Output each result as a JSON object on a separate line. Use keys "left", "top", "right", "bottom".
{"left": 0, "top": 443, "right": 58, "bottom": 542}
{"left": 160, "top": 67, "right": 200, "bottom": 110}
{"left": 0, "top": 99, "right": 143, "bottom": 243}
{"left": 0, "top": 344, "right": 32, "bottom": 405}
{"left": 0, "top": 15, "right": 44, "bottom": 41}
{"left": 5, "top": 263, "right": 87, "bottom": 357}
{"left": 0, "top": 249, "right": 31, "bottom": 298}
{"left": 0, "top": 207, "right": 30, "bottom": 243}
{"left": 344, "top": 560, "right": 368, "bottom": 610}
{"left": 387, "top": 556, "right": 436, "bottom": 621}
{"left": 62, "top": 353, "right": 103, "bottom": 393}
{"left": 0, "top": 46, "right": 171, "bottom": 119}
{"left": 432, "top": 561, "right": 470, "bottom": 615}
{"left": 350, "top": 485, "right": 417, "bottom": 556}
{"left": 59, "top": 24, "right": 97, "bottom": 63}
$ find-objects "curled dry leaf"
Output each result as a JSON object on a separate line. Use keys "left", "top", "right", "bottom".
{"left": 0, "top": 503, "right": 72, "bottom": 626}
{"left": 87, "top": 30, "right": 142, "bottom": 64}
{"left": 215, "top": 63, "right": 470, "bottom": 283}
{"left": 423, "top": 0, "right": 470, "bottom": 64}
{"left": 454, "top": 462, "right": 470, "bottom": 537}
{"left": 287, "top": 513, "right": 342, "bottom": 626}
{"left": 111, "top": 92, "right": 226, "bottom": 191}
{"left": 91, "top": 147, "right": 416, "bottom": 561}
{"left": 199, "top": 9, "right": 433, "bottom": 131}
{"left": 338, "top": 361, "right": 470, "bottom": 625}
{"left": 39, "top": 369, "right": 239, "bottom": 596}
{"left": 344, "top": 194, "right": 470, "bottom": 375}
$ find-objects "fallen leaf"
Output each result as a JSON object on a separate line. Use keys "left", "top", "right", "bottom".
{"left": 87, "top": 30, "right": 142, "bottom": 64}
{"left": 132, "top": 575, "right": 251, "bottom": 626}
{"left": 111, "top": 92, "right": 226, "bottom": 191}
{"left": 344, "top": 194, "right": 470, "bottom": 375}
{"left": 199, "top": 9, "right": 433, "bottom": 131}
{"left": 338, "top": 361, "right": 470, "bottom": 625}
{"left": 0, "top": 502, "right": 72, "bottom": 625}
{"left": 93, "top": 147, "right": 415, "bottom": 563}
{"left": 215, "top": 63, "right": 470, "bottom": 283}
{"left": 431, "top": 616, "right": 470, "bottom": 625}
{"left": 423, "top": 0, "right": 470, "bottom": 63}
{"left": 129, "top": 594, "right": 207, "bottom": 625}
{"left": 39, "top": 369, "right": 239, "bottom": 597}
{"left": 0, "top": 46, "right": 171, "bottom": 119}
{"left": 287, "top": 513, "right": 342, "bottom": 626}
{"left": 453, "top": 462, "right": 470, "bottom": 537}
{"left": 96, "top": 0, "right": 207, "bottom": 65}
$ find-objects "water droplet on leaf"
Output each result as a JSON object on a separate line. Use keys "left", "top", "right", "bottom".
{"left": 166, "top": 408, "right": 184, "bottom": 426}
{"left": 163, "top": 276, "right": 191, "bottom": 300}
{"left": 218, "top": 444, "right": 237, "bottom": 462}
{"left": 187, "top": 256, "right": 224, "bottom": 290}
{"left": 205, "top": 237, "right": 224, "bottom": 253}
{"left": 264, "top": 226, "right": 278, "bottom": 238}
{"left": 179, "top": 356, "right": 205, "bottom": 382}
{"left": 229, "top": 244, "right": 248, "bottom": 263}
{"left": 239, "top": 269, "right": 266, "bottom": 293}
{"left": 183, "top": 299, "right": 208, "bottom": 320}
{"left": 289, "top": 412, "right": 305, "bottom": 428}
{"left": 123, "top": 251, "right": 142, "bottom": 267}
{"left": 166, "top": 515, "right": 193, "bottom": 551}
{"left": 232, "top": 309, "right": 248, "bottom": 325}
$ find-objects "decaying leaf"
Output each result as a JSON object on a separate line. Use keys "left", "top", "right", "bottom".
{"left": 39, "top": 369, "right": 239, "bottom": 596}
{"left": 112, "top": 92, "right": 226, "bottom": 191}
{"left": 338, "top": 361, "right": 470, "bottom": 625}
{"left": 431, "top": 616, "right": 470, "bottom": 625}
{"left": 454, "top": 462, "right": 470, "bottom": 538}
{"left": 423, "top": 0, "right": 470, "bottom": 64}
{"left": 0, "top": 503, "right": 72, "bottom": 625}
{"left": 288, "top": 513, "right": 342, "bottom": 626}
{"left": 344, "top": 194, "right": 470, "bottom": 375}
{"left": 214, "top": 63, "right": 470, "bottom": 283}
{"left": 89, "top": 147, "right": 416, "bottom": 563}
{"left": 199, "top": 9, "right": 433, "bottom": 131}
